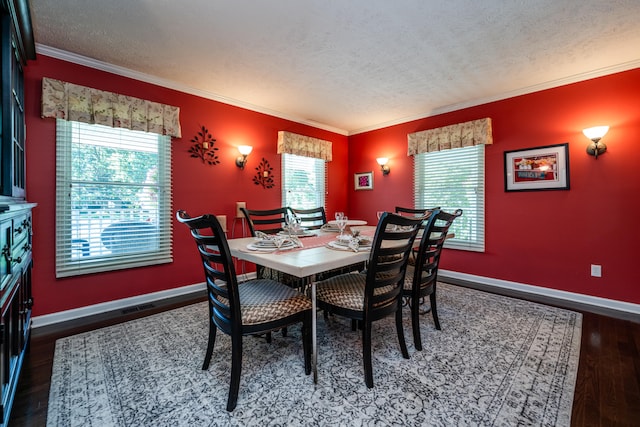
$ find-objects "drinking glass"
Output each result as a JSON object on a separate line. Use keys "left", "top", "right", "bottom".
{"left": 337, "top": 215, "right": 348, "bottom": 237}
{"left": 285, "top": 213, "right": 301, "bottom": 237}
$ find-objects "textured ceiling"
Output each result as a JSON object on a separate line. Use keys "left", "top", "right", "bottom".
{"left": 30, "top": 0, "right": 640, "bottom": 135}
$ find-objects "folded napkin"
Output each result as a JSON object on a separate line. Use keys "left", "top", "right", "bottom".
{"left": 320, "top": 223, "right": 340, "bottom": 232}
{"left": 336, "top": 235, "right": 372, "bottom": 252}
{"left": 254, "top": 231, "right": 303, "bottom": 249}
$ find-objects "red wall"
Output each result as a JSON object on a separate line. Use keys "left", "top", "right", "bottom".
{"left": 348, "top": 68, "right": 640, "bottom": 304}
{"left": 25, "top": 55, "right": 349, "bottom": 316}
{"left": 25, "top": 55, "right": 640, "bottom": 317}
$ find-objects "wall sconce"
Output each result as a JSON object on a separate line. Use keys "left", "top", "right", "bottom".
{"left": 376, "top": 157, "right": 390, "bottom": 175}
{"left": 235, "top": 145, "right": 253, "bottom": 169}
{"left": 583, "top": 126, "right": 609, "bottom": 159}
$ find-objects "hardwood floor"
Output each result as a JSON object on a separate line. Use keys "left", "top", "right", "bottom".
{"left": 8, "top": 295, "right": 640, "bottom": 426}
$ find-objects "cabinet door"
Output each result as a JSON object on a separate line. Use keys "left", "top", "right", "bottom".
{"left": 1, "top": 12, "right": 26, "bottom": 198}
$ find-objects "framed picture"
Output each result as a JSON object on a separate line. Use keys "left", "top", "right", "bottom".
{"left": 504, "top": 143, "right": 569, "bottom": 192}
{"left": 354, "top": 171, "right": 374, "bottom": 190}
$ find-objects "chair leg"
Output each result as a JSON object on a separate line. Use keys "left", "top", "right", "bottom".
{"left": 282, "top": 327, "right": 288, "bottom": 337}
{"left": 430, "top": 292, "right": 441, "bottom": 330}
{"left": 411, "top": 296, "right": 423, "bottom": 351}
{"left": 396, "top": 305, "right": 409, "bottom": 359}
{"left": 266, "top": 332, "right": 272, "bottom": 343}
{"left": 202, "top": 321, "right": 217, "bottom": 370}
{"left": 226, "top": 334, "right": 243, "bottom": 412}
{"left": 362, "top": 320, "right": 374, "bottom": 388}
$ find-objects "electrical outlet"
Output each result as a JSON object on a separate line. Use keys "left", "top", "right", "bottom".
{"left": 591, "top": 264, "right": 602, "bottom": 277}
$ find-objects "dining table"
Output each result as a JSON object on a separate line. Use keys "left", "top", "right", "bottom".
{"left": 227, "top": 225, "right": 374, "bottom": 384}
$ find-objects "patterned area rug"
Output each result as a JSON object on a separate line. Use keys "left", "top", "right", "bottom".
{"left": 46, "top": 283, "right": 581, "bottom": 426}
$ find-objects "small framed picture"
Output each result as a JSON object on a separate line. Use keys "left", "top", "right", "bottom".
{"left": 354, "top": 171, "right": 374, "bottom": 190}
{"left": 504, "top": 143, "right": 570, "bottom": 192}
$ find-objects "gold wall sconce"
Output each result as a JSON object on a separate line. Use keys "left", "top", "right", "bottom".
{"left": 583, "top": 126, "right": 609, "bottom": 159}
{"left": 236, "top": 145, "right": 253, "bottom": 169}
{"left": 376, "top": 157, "right": 390, "bottom": 175}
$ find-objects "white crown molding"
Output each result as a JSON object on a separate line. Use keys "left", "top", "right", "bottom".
{"left": 35, "top": 44, "right": 349, "bottom": 136}
{"left": 348, "top": 59, "right": 640, "bottom": 135}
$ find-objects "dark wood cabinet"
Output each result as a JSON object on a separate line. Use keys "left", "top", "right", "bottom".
{"left": 0, "top": 1, "right": 34, "bottom": 425}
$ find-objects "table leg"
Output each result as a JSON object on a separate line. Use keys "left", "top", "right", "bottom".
{"left": 311, "top": 280, "right": 317, "bottom": 384}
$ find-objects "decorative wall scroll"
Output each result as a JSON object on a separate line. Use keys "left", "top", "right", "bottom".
{"left": 504, "top": 143, "right": 570, "bottom": 191}
{"left": 188, "top": 125, "right": 220, "bottom": 165}
{"left": 354, "top": 171, "right": 374, "bottom": 190}
{"left": 253, "top": 157, "right": 274, "bottom": 189}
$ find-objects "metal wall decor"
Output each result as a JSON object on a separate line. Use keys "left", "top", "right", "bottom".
{"left": 253, "top": 157, "right": 274, "bottom": 189}
{"left": 189, "top": 125, "right": 220, "bottom": 165}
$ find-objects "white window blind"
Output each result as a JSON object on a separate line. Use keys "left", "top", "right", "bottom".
{"left": 282, "top": 154, "right": 326, "bottom": 209}
{"left": 55, "top": 119, "right": 172, "bottom": 277}
{"left": 414, "top": 145, "right": 485, "bottom": 252}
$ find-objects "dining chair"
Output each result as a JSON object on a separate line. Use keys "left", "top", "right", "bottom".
{"left": 315, "top": 212, "right": 424, "bottom": 388}
{"left": 403, "top": 209, "right": 462, "bottom": 350}
{"left": 240, "top": 206, "right": 301, "bottom": 289}
{"left": 291, "top": 207, "right": 327, "bottom": 230}
{"left": 240, "top": 207, "right": 291, "bottom": 235}
{"left": 176, "top": 210, "right": 312, "bottom": 411}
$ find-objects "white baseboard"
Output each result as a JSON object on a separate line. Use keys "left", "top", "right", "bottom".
{"left": 439, "top": 269, "right": 640, "bottom": 317}
{"left": 32, "top": 270, "right": 638, "bottom": 330}
{"left": 31, "top": 282, "right": 207, "bottom": 329}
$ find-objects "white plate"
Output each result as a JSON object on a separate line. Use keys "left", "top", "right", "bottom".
{"left": 327, "top": 241, "right": 371, "bottom": 252}
{"left": 247, "top": 241, "right": 296, "bottom": 251}
{"left": 336, "top": 235, "right": 372, "bottom": 246}
{"left": 328, "top": 219, "right": 367, "bottom": 226}
{"left": 277, "top": 230, "right": 314, "bottom": 238}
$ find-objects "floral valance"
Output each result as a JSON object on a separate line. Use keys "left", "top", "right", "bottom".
{"left": 277, "top": 131, "right": 332, "bottom": 161}
{"left": 407, "top": 118, "right": 492, "bottom": 156}
{"left": 41, "top": 77, "right": 182, "bottom": 138}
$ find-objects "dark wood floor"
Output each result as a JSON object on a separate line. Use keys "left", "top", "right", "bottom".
{"left": 8, "top": 296, "right": 640, "bottom": 427}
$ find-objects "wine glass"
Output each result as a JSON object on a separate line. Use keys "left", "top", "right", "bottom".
{"left": 285, "top": 213, "right": 300, "bottom": 237}
{"left": 376, "top": 211, "right": 385, "bottom": 221}
{"left": 337, "top": 215, "right": 348, "bottom": 238}
{"left": 334, "top": 211, "right": 344, "bottom": 221}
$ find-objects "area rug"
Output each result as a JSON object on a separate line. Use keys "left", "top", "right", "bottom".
{"left": 46, "top": 283, "right": 581, "bottom": 426}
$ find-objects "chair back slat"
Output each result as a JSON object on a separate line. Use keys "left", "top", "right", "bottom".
{"left": 395, "top": 206, "right": 440, "bottom": 218}
{"left": 241, "top": 207, "right": 292, "bottom": 235}
{"left": 365, "top": 212, "right": 425, "bottom": 312}
{"left": 291, "top": 207, "right": 327, "bottom": 230}
{"left": 177, "top": 210, "right": 240, "bottom": 334}
{"left": 412, "top": 209, "right": 463, "bottom": 295}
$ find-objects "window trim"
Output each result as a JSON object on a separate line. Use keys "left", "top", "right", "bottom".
{"left": 55, "top": 119, "right": 173, "bottom": 277}
{"left": 281, "top": 153, "right": 326, "bottom": 210}
{"left": 413, "top": 144, "right": 485, "bottom": 252}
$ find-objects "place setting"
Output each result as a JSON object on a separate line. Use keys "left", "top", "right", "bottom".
{"left": 245, "top": 230, "right": 303, "bottom": 252}
{"left": 326, "top": 227, "right": 373, "bottom": 252}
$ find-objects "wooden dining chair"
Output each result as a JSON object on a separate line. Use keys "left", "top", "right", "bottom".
{"left": 240, "top": 207, "right": 291, "bottom": 235}
{"left": 176, "top": 210, "right": 312, "bottom": 411}
{"left": 403, "top": 209, "right": 462, "bottom": 350}
{"left": 315, "top": 212, "right": 424, "bottom": 388}
{"left": 240, "top": 206, "right": 301, "bottom": 289}
{"left": 291, "top": 207, "right": 327, "bottom": 230}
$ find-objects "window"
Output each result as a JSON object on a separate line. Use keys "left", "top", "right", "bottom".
{"left": 414, "top": 145, "right": 485, "bottom": 252}
{"left": 282, "top": 154, "right": 325, "bottom": 209}
{"left": 55, "top": 119, "right": 172, "bottom": 277}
